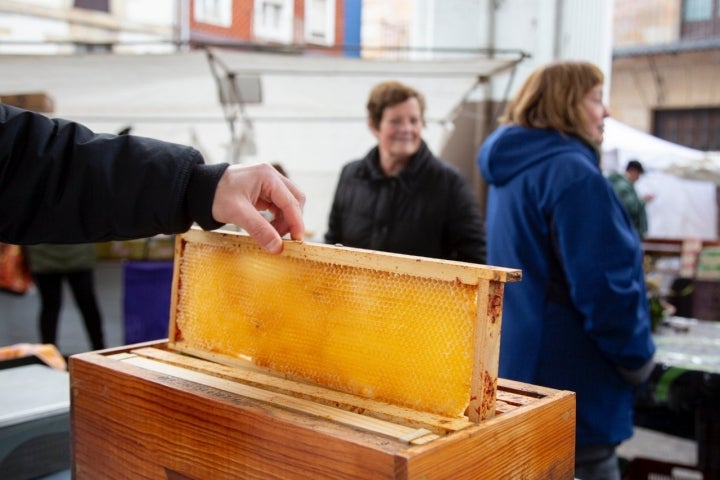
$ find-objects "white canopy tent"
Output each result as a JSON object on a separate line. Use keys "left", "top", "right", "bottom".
{"left": 602, "top": 118, "right": 718, "bottom": 241}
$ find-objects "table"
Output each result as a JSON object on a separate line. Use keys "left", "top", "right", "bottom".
{"left": 0, "top": 364, "right": 70, "bottom": 479}
{"left": 634, "top": 317, "right": 720, "bottom": 478}
{"left": 654, "top": 317, "right": 720, "bottom": 374}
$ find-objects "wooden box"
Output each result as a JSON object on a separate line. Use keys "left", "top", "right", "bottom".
{"left": 70, "top": 230, "right": 576, "bottom": 479}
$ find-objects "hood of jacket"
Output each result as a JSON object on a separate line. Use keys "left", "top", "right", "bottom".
{"left": 479, "top": 125, "right": 598, "bottom": 186}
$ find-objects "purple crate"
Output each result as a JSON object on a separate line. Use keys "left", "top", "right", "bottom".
{"left": 122, "top": 261, "right": 173, "bottom": 345}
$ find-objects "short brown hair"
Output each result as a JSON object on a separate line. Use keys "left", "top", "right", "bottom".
{"left": 366, "top": 81, "right": 426, "bottom": 129}
{"left": 500, "top": 61, "right": 604, "bottom": 144}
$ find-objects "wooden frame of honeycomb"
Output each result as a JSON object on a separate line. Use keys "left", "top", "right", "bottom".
{"left": 166, "top": 228, "right": 520, "bottom": 430}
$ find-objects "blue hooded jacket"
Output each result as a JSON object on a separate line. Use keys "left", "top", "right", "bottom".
{"left": 478, "top": 125, "right": 655, "bottom": 446}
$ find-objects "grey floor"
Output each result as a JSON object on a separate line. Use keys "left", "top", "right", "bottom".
{"left": 0, "top": 261, "right": 700, "bottom": 477}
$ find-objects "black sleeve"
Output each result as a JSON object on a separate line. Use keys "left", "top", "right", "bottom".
{"left": 0, "top": 104, "right": 228, "bottom": 244}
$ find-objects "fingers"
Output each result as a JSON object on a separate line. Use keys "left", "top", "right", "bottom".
{"left": 273, "top": 174, "right": 306, "bottom": 241}
{"left": 238, "top": 208, "right": 286, "bottom": 254}
{"left": 211, "top": 163, "right": 306, "bottom": 254}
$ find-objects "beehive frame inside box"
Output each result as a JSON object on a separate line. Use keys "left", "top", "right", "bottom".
{"left": 71, "top": 229, "right": 577, "bottom": 479}
{"left": 168, "top": 229, "right": 521, "bottom": 423}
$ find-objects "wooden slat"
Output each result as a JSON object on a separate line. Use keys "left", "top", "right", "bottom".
{"left": 180, "top": 228, "right": 521, "bottom": 284}
{"left": 119, "top": 353, "right": 441, "bottom": 445}
{"left": 400, "top": 389, "right": 576, "bottom": 479}
{"left": 467, "top": 280, "right": 504, "bottom": 422}
{"left": 131, "top": 347, "right": 472, "bottom": 434}
{"left": 71, "top": 351, "right": 408, "bottom": 480}
{"left": 498, "top": 377, "right": 560, "bottom": 397}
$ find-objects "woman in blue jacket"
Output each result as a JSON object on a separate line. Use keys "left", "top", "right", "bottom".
{"left": 478, "top": 62, "right": 655, "bottom": 480}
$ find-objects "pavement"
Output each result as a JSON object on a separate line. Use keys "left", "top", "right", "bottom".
{"left": 0, "top": 260, "right": 700, "bottom": 476}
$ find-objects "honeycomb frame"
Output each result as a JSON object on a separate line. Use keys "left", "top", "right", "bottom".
{"left": 167, "top": 228, "right": 521, "bottom": 423}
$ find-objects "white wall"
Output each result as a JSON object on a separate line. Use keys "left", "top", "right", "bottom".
{"left": 405, "top": 0, "right": 615, "bottom": 102}
{"left": 0, "top": 0, "right": 176, "bottom": 54}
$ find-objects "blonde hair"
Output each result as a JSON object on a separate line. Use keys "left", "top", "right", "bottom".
{"left": 366, "top": 81, "right": 426, "bottom": 129}
{"left": 501, "top": 61, "right": 604, "bottom": 145}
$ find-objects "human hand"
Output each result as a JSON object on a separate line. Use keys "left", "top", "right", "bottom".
{"left": 211, "top": 163, "right": 306, "bottom": 254}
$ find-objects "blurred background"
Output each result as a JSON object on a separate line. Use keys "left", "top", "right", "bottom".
{"left": 1, "top": 1, "right": 719, "bottom": 479}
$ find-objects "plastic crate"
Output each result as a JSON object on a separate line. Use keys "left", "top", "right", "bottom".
{"left": 122, "top": 260, "right": 173, "bottom": 344}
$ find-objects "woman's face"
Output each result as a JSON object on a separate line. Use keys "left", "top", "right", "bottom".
{"left": 371, "top": 97, "right": 423, "bottom": 165}
{"left": 580, "top": 84, "right": 609, "bottom": 145}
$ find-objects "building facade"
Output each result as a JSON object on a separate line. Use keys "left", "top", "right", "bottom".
{"left": 188, "top": 0, "right": 346, "bottom": 53}
{"left": 0, "top": 0, "right": 350, "bottom": 55}
{"left": 611, "top": 0, "right": 720, "bottom": 151}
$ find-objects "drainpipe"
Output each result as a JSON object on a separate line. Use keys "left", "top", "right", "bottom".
{"left": 177, "top": 0, "right": 190, "bottom": 52}
{"left": 553, "top": 0, "right": 564, "bottom": 59}
{"left": 481, "top": 0, "right": 497, "bottom": 143}
{"left": 477, "top": 0, "right": 499, "bottom": 212}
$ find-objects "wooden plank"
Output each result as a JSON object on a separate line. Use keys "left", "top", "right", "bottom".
{"left": 70, "top": 352, "right": 405, "bottom": 480}
{"left": 401, "top": 390, "right": 577, "bottom": 479}
{"left": 180, "top": 228, "right": 521, "bottom": 284}
{"left": 130, "top": 347, "right": 472, "bottom": 435}
{"left": 119, "top": 354, "right": 440, "bottom": 445}
{"left": 467, "top": 280, "right": 504, "bottom": 422}
{"left": 167, "top": 236, "right": 183, "bottom": 344}
{"left": 71, "top": 345, "right": 576, "bottom": 479}
{"left": 498, "top": 377, "right": 561, "bottom": 397}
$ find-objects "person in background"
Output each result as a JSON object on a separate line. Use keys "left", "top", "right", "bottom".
{"left": 325, "top": 80, "right": 486, "bottom": 263}
{"left": 477, "top": 61, "right": 655, "bottom": 480}
{"left": 0, "top": 104, "right": 305, "bottom": 253}
{"left": 25, "top": 243, "right": 105, "bottom": 351}
{"left": 607, "top": 159, "right": 653, "bottom": 239}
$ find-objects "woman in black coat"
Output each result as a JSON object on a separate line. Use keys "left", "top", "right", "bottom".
{"left": 325, "top": 81, "right": 486, "bottom": 263}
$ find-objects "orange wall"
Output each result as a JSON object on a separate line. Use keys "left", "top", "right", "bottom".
{"left": 190, "top": 0, "right": 253, "bottom": 41}
{"left": 189, "top": 0, "right": 343, "bottom": 53}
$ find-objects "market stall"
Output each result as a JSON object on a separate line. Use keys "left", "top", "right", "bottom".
{"left": 602, "top": 118, "right": 719, "bottom": 241}
{"left": 634, "top": 317, "right": 720, "bottom": 478}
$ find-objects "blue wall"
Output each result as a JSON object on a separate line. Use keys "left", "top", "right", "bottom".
{"left": 343, "top": 0, "right": 362, "bottom": 57}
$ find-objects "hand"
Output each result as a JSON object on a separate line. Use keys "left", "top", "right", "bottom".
{"left": 211, "top": 163, "right": 306, "bottom": 254}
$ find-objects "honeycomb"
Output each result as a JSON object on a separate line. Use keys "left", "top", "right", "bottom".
{"left": 173, "top": 236, "right": 483, "bottom": 417}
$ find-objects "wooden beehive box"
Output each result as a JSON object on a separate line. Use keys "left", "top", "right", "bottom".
{"left": 70, "top": 229, "right": 576, "bottom": 479}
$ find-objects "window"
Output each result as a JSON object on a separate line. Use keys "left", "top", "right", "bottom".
{"left": 74, "top": 42, "right": 112, "bottom": 54}
{"left": 684, "top": 0, "right": 713, "bottom": 20}
{"left": 253, "top": 0, "right": 293, "bottom": 43}
{"left": 194, "top": 0, "right": 233, "bottom": 28}
{"left": 74, "top": 0, "right": 109, "bottom": 12}
{"left": 681, "top": 0, "right": 720, "bottom": 39}
{"left": 305, "top": 0, "right": 335, "bottom": 45}
{"left": 654, "top": 108, "right": 720, "bottom": 151}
